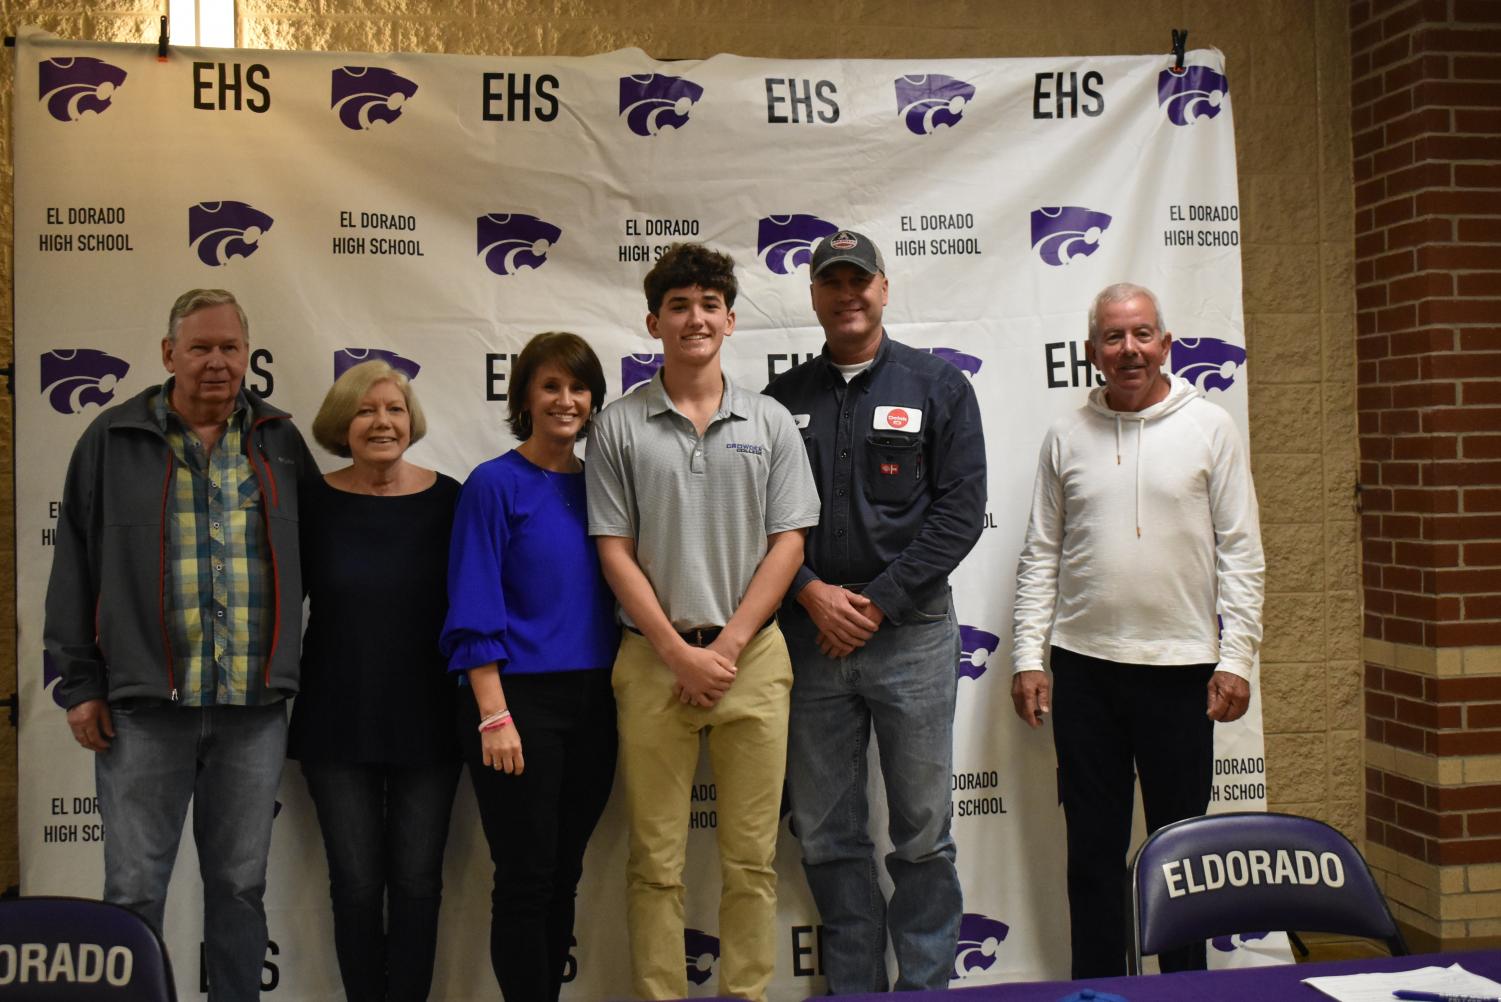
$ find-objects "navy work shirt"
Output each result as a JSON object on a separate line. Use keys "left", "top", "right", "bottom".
{"left": 765, "top": 333, "right": 987, "bottom": 625}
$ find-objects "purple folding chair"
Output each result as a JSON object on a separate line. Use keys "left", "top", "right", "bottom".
{"left": 1129, "top": 811, "right": 1409, "bottom": 974}
{"left": 0, "top": 895, "right": 177, "bottom": 1000}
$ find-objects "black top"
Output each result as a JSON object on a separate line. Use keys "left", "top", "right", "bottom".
{"left": 289, "top": 472, "right": 462, "bottom": 765}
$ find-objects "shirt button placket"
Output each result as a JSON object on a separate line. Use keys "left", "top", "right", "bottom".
{"left": 834, "top": 404, "right": 853, "bottom": 554}
{"left": 210, "top": 448, "right": 229, "bottom": 696}
{"left": 690, "top": 425, "right": 705, "bottom": 475}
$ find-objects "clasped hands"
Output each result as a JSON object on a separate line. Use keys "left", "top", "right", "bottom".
{"left": 667, "top": 640, "right": 740, "bottom": 709}
{"left": 666, "top": 582, "right": 885, "bottom": 707}
{"left": 799, "top": 580, "right": 883, "bottom": 658}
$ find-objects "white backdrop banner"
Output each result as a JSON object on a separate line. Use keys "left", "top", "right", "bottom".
{"left": 14, "top": 27, "right": 1274, "bottom": 999}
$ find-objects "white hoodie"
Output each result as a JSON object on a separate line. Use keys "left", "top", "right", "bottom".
{"left": 1011, "top": 372, "right": 1265, "bottom": 679}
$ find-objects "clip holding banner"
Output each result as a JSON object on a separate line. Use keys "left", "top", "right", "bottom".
{"left": 1171, "top": 28, "right": 1189, "bottom": 74}
{"left": 157, "top": 15, "right": 168, "bottom": 62}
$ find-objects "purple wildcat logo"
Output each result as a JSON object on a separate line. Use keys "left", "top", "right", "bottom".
{"left": 42, "top": 651, "right": 68, "bottom": 709}
{"left": 189, "top": 201, "right": 275, "bottom": 267}
{"left": 477, "top": 214, "right": 561, "bottom": 276}
{"left": 923, "top": 347, "right": 983, "bottom": 377}
{"left": 1158, "top": 66, "right": 1229, "bottom": 126}
{"left": 1171, "top": 337, "right": 1246, "bottom": 392}
{"left": 41, "top": 349, "right": 130, "bottom": 414}
{"left": 683, "top": 928, "right": 720, "bottom": 987}
{"left": 39, "top": 57, "right": 127, "bottom": 122}
{"left": 619, "top": 74, "right": 705, "bottom": 136}
{"left": 621, "top": 353, "right": 664, "bottom": 393}
{"left": 334, "top": 348, "right": 421, "bottom": 381}
{"left": 1212, "top": 932, "right": 1269, "bottom": 952}
{"left": 331, "top": 66, "right": 418, "bottom": 131}
{"left": 957, "top": 626, "right": 999, "bottom": 681}
{"left": 757, "top": 215, "right": 838, "bottom": 275}
{"left": 894, "top": 74, "right": 975, "bottom": 135}
{"left": 952, "top": 912, "right": 1010, "bottom": 978}
{"left": 1030, "top": 206, "right": 1112, "bottom": 267}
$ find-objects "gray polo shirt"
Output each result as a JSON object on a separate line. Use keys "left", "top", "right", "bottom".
{"left": 586, "top": 370, "right": 820, "bottom": 630}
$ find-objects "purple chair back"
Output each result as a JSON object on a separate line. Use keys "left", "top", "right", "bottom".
{"left": 0, "top": 896, "right": 177, "bottom": 1000}
{"left": 1130, "top": 812, "right": 1408, "bottom": 973}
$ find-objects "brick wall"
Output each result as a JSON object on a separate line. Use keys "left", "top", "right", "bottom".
{"left": 1367, "top": 666, "right": 1501, "bottom": 855}
{"left": 1354, "top": 0, "right": 1501, "bottom": 648}
{"left": 1352, "top": 0, "right": 1501, "bottom": 947}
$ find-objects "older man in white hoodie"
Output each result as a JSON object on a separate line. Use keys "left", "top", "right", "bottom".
{"left": 1010, "top": 282, "right": 1264, "bottom": 979}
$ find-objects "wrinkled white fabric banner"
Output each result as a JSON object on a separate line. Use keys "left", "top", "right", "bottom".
{"left": 15, "top": 29, "right": 1276, "bottom": 997}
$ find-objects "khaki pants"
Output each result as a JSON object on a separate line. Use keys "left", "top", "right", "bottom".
{"left": 612, "top": 623, "right": 792, "bottom": 1002}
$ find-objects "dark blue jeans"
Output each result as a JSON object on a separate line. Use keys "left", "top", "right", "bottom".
{"left": 1051, "top": 647, "right": 1215, "bottom": 979}
{"left": 460, "top": 669, "right": 616, "bottom": 1002}
{"left": 301, "top": 759, "right": 460, "bottom": 1002}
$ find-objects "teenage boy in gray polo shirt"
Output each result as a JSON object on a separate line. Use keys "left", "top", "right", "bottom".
{"left": 586, "top": 242, "right": 820, "bottom": 1002}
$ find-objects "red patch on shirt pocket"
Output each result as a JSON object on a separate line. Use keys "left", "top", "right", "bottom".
{"left": 881, "top": 463, "right": 900, "bottom": 475}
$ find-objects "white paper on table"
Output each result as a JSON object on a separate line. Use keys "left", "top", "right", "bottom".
{"left": 1303, "top": 963, "right": 1501, "bottom": 1001}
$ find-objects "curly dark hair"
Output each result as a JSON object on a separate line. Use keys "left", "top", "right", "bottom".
{"left": 643, "top": 242, "right": 738, "bottom": 315}
{"left": 507, "top": 331, "right": 607, "bottom": 440}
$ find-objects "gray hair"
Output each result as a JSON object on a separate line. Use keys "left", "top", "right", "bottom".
{"left": 1087, "top": 283, "right": 1166, "bottom": 344}
{"left": 167, "top": 289, "right": 249, "bottom": 344}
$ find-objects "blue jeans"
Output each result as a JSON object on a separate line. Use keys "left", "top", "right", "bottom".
{"left": 95, "top": 700, "right": 287, "bottom": 1002}
{"left": 783, "top": 595, "right": 962, "bottom": 994}
{"left": 301, "top": 760, "right": 460, "bottom": 1002}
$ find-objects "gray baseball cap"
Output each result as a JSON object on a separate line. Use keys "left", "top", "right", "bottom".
{"left": 810, "top": 229, "right": 885, "bottom": 277}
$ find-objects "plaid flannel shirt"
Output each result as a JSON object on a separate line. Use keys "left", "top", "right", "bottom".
{"left": 153, "top": 381, "right": 274, "bottom": 706}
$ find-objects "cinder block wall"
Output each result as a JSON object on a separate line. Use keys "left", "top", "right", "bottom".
{"left": 0, "top": 0, "right": 1361, "bottom": 909}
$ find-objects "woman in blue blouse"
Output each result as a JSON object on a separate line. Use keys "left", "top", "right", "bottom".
{"left": 440, "top": 331, "right": 619, "bottom": 1002}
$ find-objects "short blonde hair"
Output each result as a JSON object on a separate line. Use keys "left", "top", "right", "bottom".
{"left": 311, "top": 360, "right": 428, "bottom": 458}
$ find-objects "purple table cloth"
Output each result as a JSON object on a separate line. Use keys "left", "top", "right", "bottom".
{"left": 820, "top": 950, "right": 1501, "bottom": 1002}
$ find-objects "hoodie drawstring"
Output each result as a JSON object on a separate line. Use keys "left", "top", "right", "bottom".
{"left": 1134, "top": 420, "right": 1143, "bottom": 537}
{"left": 1093, "top": 373, "right": 1200, "bottom": 542}
{"left": 1114, "top": 413, "right": 1143, "bottom": 537}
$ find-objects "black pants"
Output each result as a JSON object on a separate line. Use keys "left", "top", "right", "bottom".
{"left": 459, "top": 669, "right": 617, "bottom": 1002}
{"left": 302, "top": 760, "right": 461, "bottom": 1002}
{"left": 1050, "top": 647, "right": 1215, "bottom": 979}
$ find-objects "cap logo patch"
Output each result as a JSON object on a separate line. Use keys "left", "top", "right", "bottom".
{"left": 830, "top": 233, "right": 859, "bottom": 250}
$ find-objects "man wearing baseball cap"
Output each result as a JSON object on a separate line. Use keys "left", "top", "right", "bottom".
{"left": 766, "top": 229, "right": 987, "bottom": 993}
